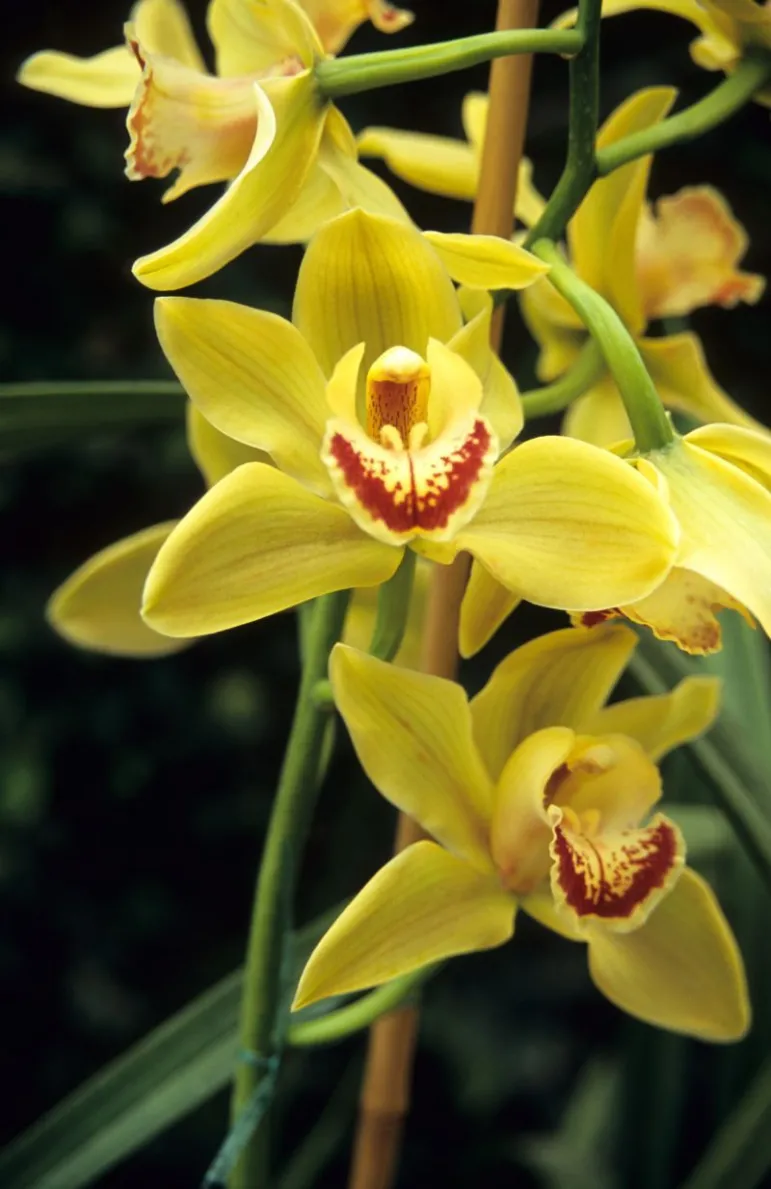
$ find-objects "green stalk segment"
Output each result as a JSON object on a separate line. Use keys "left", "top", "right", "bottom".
{"left": 521, "top": 339, "right": 605, "bottom": 420}
{"left": 315, "top": 28, "right": 583, "bottom": 99}
{"left": 288, "top": 966, "right": 433, "bottom": 1047}
{"left": 230, "top": 589, "right": 351, "bottom": 1188}
{"left": 597, "top": 53, "right": 771, "bottom": 175}
{"left": 530, "top": 239, "right": 673, "bottom": 452}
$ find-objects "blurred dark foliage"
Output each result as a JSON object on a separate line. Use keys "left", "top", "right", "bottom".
{"left": 1, "top": 0, "right": 771, "bottom": 1185}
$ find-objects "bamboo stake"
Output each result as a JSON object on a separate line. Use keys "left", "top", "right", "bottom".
{"left": 346, "top": 4, "right": 539, "bottom": 1187}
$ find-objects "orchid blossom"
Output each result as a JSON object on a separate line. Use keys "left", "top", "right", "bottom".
{"left": 294, "top": 626, "right": 749, "bottom": 1043}
{"left": 136, "top": 210, "right": 679, "bottom": 641}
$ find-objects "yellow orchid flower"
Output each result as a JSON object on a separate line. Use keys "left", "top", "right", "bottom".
{"left": 555, "top": 0, "right": 771, "bottom": 105}
{"left": 18, "top": 0, "right": 411, "bottom": 290}
{"left": 358, "top": 91, "right": 546, "bottom": 226}
{"left": 572, "top": 424, "right": 771, "bottom": 655}
{"left": 48, "top": 402, "right": 428, "bottom": 663}
{"left": 293, "top": 626, "right": 749, "bottom": 1042}
{"left": 138, "top": 210, "right": 679, "bottom": 640}
{"left": 520, "top": 87, "right": 765, "bottom": 446}
{"left": 301, "top": 0, "right": 413, "bottom": 55}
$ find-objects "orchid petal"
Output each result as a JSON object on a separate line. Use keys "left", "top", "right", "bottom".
{"left": 186, "top": 404, "right": 271, "bottom": 488}
{"left": 293, "top": 209, "right": 462, "bottom": 377}
{"left": 459, "top": 561, "right": 520, "bottom": 659}
{"left": 358, "top": 125, "right": 479, "bottom": 201}
{"left": 562, "top": 374, "right": 633, "bottom": 446}
{"left": 570, "top": 87, "right": 676, "bottom": 333}
{"left": 588, "top": 867, "right": 750, "bottom": 1040}
{"left": 330, "top": 644, "right": 495, "bottom": 866}
{"left": 293, "top": 841, "right": 515, "bottom": 1009}
{"left": 48, "top": 523, "right": 190, "bottom": 658}
{"left": 133, "top": 72, "right": 326, "bottom": 290}
{"left": 610, "top": 566, "right": 755, "bottom": 655}
{"left": 299, "top": 0, "right": 414, "bottom": 55}
{"left": 155, "top": 297, "right": 330, "bottom": 493}
{"left": 18, "top": 46, "right": 140, "bottom": 107}
{"left": 588, "top": 675, "right": 721, "bottom": 761}
{"left": 457, "top": 436, "right": 679, "bottom": 612}
{"left": 452, "top": 289, "right": 522, "bottom": 456}
{"left": 470, "top": 623, "right": 637, "bottom": 782}
{"left": 207, "top": 0, "right": 321, "bottom": 76}
{"left": 423, "top": 230, "right": 549, "bottom": 291}
{"left": 318, "top": 108, "right": 413, "bottom": 227}
{"left": 649, "top": 439, "right": 771, "bottom": 635}
{"left": 686, "top": 423, "right": 771, "bottom": 484}
{"left": 551, "top": 809, "right": 684, "bottom": 932}
{"left": 519, "top": 276, "right": 585, "bottom": 382}
{"left": 142, "top": 463, "right": 400, "bottom": 636}
{"left": 133, "top": 0, "right": 206, "bottom": 68}
{"left": 636, "top": 187, "right": 764, "bottom": 320}
{"left": 639, "top": 333, "right": 765, "bottom": 432}
{"left": 124, "top": 39, "right": 258, "bottom": 202}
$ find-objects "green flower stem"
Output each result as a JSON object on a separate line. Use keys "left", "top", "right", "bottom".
{"left": 231, "top": 589, "right": 351, "bottom": 1189}
{"left": 524, "top": 0, "right": 602, "bottom": 247}
{"left": 597, "top": 53, "right": 771, "bottom": 175}
{"left": 288, "top": 966, "right": 433, "bottom": 1048}
{"left": 521, "top": 339, "right": 605, "bottom": 419}
{"left": 315, "top": 28, "right": 583, "bottom": 99}
{"left": 530, "top": 239, "right": 673, "bottom": 452}
{"left": 368, "top": 548, "right": 416, "bottom": 662}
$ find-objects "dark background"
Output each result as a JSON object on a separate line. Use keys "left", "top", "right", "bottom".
{"left": 2, "top": 1, "right": 771, "bottom": 1186}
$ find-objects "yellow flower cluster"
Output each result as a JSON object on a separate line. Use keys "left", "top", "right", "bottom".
{"left": 21, "top": 0, "right": 771, "bottom": 1044}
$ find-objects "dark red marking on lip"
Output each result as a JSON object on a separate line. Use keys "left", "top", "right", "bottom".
{"left": 552, "top": 815, "right": 680, "bottom": 921}
{"left": 327, "top": 417, "right": 493, "bottom": 536}
{"left": 580, "top": 609, "right": 620, "bottom": 629}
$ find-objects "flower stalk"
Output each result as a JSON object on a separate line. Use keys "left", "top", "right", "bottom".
{"left": 521, "top": 338, "right": 605, "bottom": 419}
{"left": 531, "top": 238, "right": 674, "bottom": 452}
{"left": 314, "top": 27, "right": 581, "bottom": 99}
{"left": 230, "top": 589, "right": 351, "bottom": 1188}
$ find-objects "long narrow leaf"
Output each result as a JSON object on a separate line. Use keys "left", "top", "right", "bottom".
{"left": 0, "top": 381, "right": 186, "bottom": 458}
{"left": 679, "top": 1058, "right": 771, "bottom": 1189}
{"left": 0, "top": 911, "right": 339, "bottom": 1189}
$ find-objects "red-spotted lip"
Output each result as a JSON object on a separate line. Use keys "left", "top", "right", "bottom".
{"left": 322, "top": 412, "right": 498, "bottom": 545}
{"left": 550, "top": 810, "right": 684, "bottom": 931}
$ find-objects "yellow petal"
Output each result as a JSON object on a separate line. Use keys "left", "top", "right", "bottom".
{"left": 549, "top": 733, "right": 664, "bottom": 832}
{"left": 570, "top": 87, "right": 677, "bottom": 333}
{"left": 457, "top": 436, "right": 679, "bottom": 612}
{"left": 490, "top": 726, "right": 576, "bottom": 892}
{"left": 562, "top": 374, "right": 633, "bottom": 447}
{"left": 314, "top": 108, "right": 413, "bottom": 226}
{"left": 553, "top": 0, "right": 717, "bottom": 30}
{"left": 330, "top": 643, "right": 495, "bottom": 867}
{"left": 686, "top": 423, "right": 771, "bottom": 484}
{"left": 124, "top": 38, "right": 258, "bottom": 202}
{"left": 293, "top": 841, "right": 515, "bottom": 1008}
{"left": 133, "top": 72, "right": 327, "bottom": 290}
{"left": 588, "top": 674, "right": 720, "bottom": 761}
{"left": 207, "top": 0, "right": 321, "bottom": 76}
{"left": 587, "top": 867, "right": 750, "bottom": 1040}
{"left": 551, "top": 809, "right": 684, "bottom": 932}
{"left": 612, "top": 566, "right": 755, "bottom": 655}
{"left": 48, "top": 523, "right": 190, "bottom": 658}
{"left": 17, "top": 46, "right": 140, "bottom": 108}
{"left": 423, "top": 230, "right": 549, "bottom": 291}
{"left": 133, "top": 0, "right": 206, "bottom": 69}
{"left": 639, "top": 332, "right": 765, "bottom": 432}
{"left": 519, "top": 275, "right": 585, "bottom": 383}
{"left": 522, "top": 888, "right": 583, "bottom": 941}
{"left": 470, "top": 622, "right": 638, "bottom": 782}
{"left": 649, "top": 439, "right": 771, "bottom": 635}
{"left": 357, "top": 125, "right": 480, "bottom": 201}
{"left": 449, "top": 290, "right": 523, "bottom": 449}
{"left": 261, "top": 159, "right": 346, "bottom": 244}
{"left": 299, "top": 0, "right": 414, "bottom": 56}
{"left": 142, "top": 463, "right": 400, "bottom": 636}
{"left": 154, "top": 297, "right": 330, "bottom": 493}
{"left": 459, "top": 561, "right": 520, "bottom": 658}
{"left": 186, "top": 404, "right": 270, "bottom": 488}
{"left": 293, "top": 209, "right": 462, "bottom": 378}
{"left": 636, "top": 187, "right": 764, "bottom": 319}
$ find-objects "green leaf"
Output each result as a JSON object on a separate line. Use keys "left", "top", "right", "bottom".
{"left": 679, "top": 1057, "right": 771, "bottom": 1189}
{"left": 0, "top": 381, "right": 186, "bottom": 458}
{"left": 0, "top": 910, "right": 339, "bottom": 1189}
